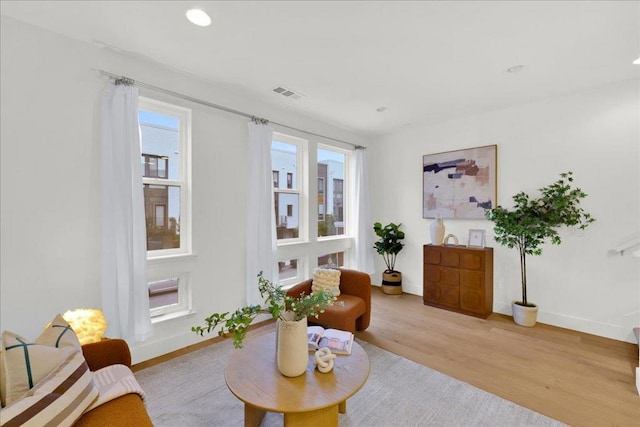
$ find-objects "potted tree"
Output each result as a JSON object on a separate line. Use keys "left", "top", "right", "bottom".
{"left": 373, "top": 222, "right": 406, "bottom": 295}
{"left": 484, "top": 171, "right": 595, "bottom": 326}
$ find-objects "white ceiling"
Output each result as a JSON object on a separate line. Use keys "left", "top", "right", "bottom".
{"left": 1, "top": 1, "right": 639, "bottom": 136}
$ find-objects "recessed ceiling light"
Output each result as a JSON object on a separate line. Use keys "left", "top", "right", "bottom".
{"left": 506, "top": 65, "right": 525, "bottom": 74}
{"left": 186, "top": 9, "right": 211, "bottom": 27}
{"left": 633, "top": 57, "right": 640, "bottom": 65}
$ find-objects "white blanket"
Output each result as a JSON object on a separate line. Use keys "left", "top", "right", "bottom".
{"left": 84, "top": 364, "right": 147, "bottom": 413}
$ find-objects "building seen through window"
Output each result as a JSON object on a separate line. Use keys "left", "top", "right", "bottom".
{"left": 278, "top": 259, "right": 298, "bottom": 281}
{"left": 317, "top": 148, "right": 345, "bottom": 237}
{"left": 272, "top": 140, "right": 299, "bottom": 239}
{"left": 142, "top": 153, "right": 168, "bottom": 178}
{"left": 318, "top": 252, "right": 345, "bottom": 269}
{"left": 139, "top": 110, "right": 181, "bottom": 251}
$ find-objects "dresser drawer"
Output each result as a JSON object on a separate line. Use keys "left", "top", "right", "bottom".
{"left": 425, "top": 246, "right": 485, "bottom": 270}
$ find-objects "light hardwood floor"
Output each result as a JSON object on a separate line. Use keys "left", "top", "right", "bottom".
{"left": 358, "top": 287, "right": 639, "bottom": 427}
{"left": 135, "top": 287, "right": 639, "bottom": 426}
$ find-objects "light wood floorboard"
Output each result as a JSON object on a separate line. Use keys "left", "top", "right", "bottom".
{"left": 357, "top": 287, "right": 639, "bottom": 427}
{"left": 135, "top": 287, "right": 639, "bottom": 426}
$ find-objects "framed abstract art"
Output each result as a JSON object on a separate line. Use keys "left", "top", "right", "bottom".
{"left": 423, "top": 144, "right": 497, "bottom": 219}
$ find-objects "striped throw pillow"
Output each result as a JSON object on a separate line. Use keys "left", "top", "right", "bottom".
{"left": 0, "top": 349, "right": 98, "bottom": 427}
{"left": 1, "top": 331, "right": 75, "bottom": 407}
{"left": 37, "top": 313, "right": 82, "bottom": 352}
{"left": 1, "top": 314, "right": 82, "bottom": 407}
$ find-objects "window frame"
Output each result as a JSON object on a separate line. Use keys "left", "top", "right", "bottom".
{"left": 154, "top": 203, "right": 167, "bottom": 228}
{"left": 138, "top": 97, "right": 194, "bottom": 321}
{"left": 317, "top": 144, "right": 350, "bottom": 240}
{"left": 272, "top": 133, "right": 353, "bottom": 287}
{"left": 272, "top": 133, "right": 307, "bottom": 244}
{"left": 139, "top": 97, "right": 192, "bottom": 259}
{"left": 148, "top": 271, "right": 192, "bottom": 319}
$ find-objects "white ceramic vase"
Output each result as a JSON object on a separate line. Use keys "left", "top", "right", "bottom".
{"left": 430, "top": 214, "right": 445, "bottom": 245}
{"left": 276, "top": 314, "right": 309, "bottom": 377}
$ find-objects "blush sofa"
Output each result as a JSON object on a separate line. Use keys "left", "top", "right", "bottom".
{"left": 74, "top": 339, "right": 153, "bottom": 426}
{"left": 286, "top": 268, "right": 371, "bottom": 333}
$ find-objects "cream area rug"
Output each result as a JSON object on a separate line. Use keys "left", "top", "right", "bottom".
{"left": 135, "top": 338, "right": 565, "bottom": 426}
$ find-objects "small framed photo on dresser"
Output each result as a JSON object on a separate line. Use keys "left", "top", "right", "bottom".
{"left": 467, "top": 229, "right": 486, "bottom": 248}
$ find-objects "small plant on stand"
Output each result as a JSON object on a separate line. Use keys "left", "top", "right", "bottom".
{"left": 373, "top": 222, "right": 406, "bottom": 295}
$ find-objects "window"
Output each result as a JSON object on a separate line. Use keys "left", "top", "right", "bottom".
{"left": 318, "top": 252, "right": 345, "bottom": 269}
{"left": 154, "top": 204, "right": 167, "bottom": 228}
{"left": 142, "top": 154, "right": 168, "bottom": 178}
{"left": 318, "top": 148, "right": 346, "bottom": 237}
{"left": 148, "top": 278, "right": 179, "bottom": 309}
{"left": 139, "top": 97, "right": 192, "bottom": 319}
{"left": 272, "top": 138, "right": 300, "bottom": 240}
{"left": 139, "top": 104, "right": 190, "bottom": 255}
{"left": 147, "top": 273, "right": 191, "bottom": 318}
{"left": 271, "top": 133, "right": 351, "bottom": 285}
{"left": 272, "top": 170, "right": 279, "bottom": 188}
{"left": 278, "top": 259, "right": 299, "bottom": 281}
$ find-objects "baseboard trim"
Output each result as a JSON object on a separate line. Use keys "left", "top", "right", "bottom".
{"left": 493, "top": 301, "right": 634, "bottom": 343}
{"left": 131, "top": 319, "right": 274, "bottom": 369}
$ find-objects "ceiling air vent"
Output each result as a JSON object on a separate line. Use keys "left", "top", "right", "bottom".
{"left": 273, "top": 86, "right": 303, "bottom": 100}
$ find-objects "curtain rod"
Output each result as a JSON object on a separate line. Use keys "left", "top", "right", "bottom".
{"left": 94, "top": 68, "right": 363, "bottom": 149}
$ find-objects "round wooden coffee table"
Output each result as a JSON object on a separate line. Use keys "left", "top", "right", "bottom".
{"left": 225, "top": 331, "right": 370, "bottom": 426}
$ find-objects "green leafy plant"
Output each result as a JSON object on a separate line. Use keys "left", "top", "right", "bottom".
{"left": 485, "top": 171, "right": 595, "bottom": 307}
{"left": 373, "top": 222, "right": 406, "bottom": 272}
{"left": 192, "top": 272, "right": 336, "bottom": 348}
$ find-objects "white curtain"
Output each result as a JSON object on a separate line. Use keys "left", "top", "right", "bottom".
{"left": 100, "top": 81, "right": 153, "bottom": 344}
{"left": 246, "top": 121, "right": 278, "bottom": 305}
{"left": 352, "top": 147, "right": 375, "bottom": 274}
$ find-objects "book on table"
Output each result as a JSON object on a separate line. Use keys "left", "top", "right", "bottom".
{"left": 307, "top": 326, "right": 354, "bottom": 355}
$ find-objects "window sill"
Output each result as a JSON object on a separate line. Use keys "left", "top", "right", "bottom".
{"left": 151, "top": 308, "right": 196, "bottom": 324}
{"left": 147, "top": 253, "right": 197, "bottom": 265}
{"left": 317, "top": 235, "right": 352, "bottom": 243}
{"left": 277, "top": 235, "right": 353, "bottom": 247}
{"left": 276, "top": 239, "right": 308, "bottom": 247}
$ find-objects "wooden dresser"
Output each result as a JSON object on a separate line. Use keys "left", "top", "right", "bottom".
{"left": 423, "top": 244, "right": 493, "bottom": 318}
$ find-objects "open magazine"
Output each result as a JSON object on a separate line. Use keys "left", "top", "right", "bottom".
{"left": 307, "top": 326, "right": 354, "bottom": 355}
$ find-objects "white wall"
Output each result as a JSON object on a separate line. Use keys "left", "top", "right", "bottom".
{"left": 0, "top": 16, "right": 364, "bottom": 362}
{"left": 2, "top": 14, "right": 637, "bottom": 364}
{"left": 370, "top": 78, "right": 640, "bottom": 343}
